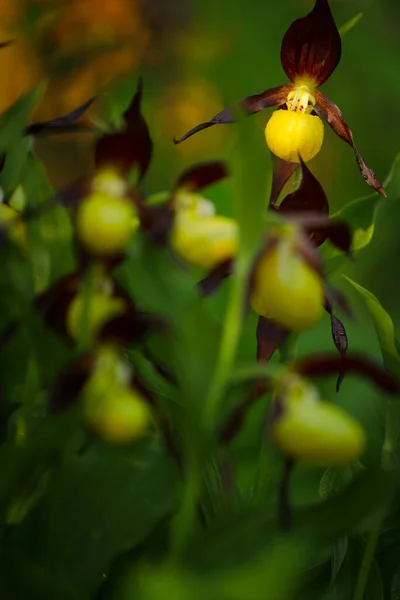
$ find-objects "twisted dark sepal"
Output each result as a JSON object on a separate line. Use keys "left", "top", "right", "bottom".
{"left": 25, "top": 95, "right": 100, "bottom": 136}
{"left": 313, "top": 90, "right": 386, "bottom": 197}
{"left": 173, "top": 84, "right": 291, "bottom": 144}
{"left": 330, "top": 314, "right": 348, "bottom": 391}
{"left": 295, "top": 352, "right": 400, "bottom": 395}
{"left": 280, "top": 0, "right": 341, "bottom": 87}
{"left": 95, "top": 78, "right": 153, "bottom": 180}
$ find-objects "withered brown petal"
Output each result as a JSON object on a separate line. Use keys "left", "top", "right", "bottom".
{"left": 175, "top": 161, "right": 228, "bottom": 192}
{"left": 277, "top": 159, "right": 329, "bottom": 246}
{"left": 313, "top": 90, "right": 386, "bottom": 197}
{"left": 280, "top": 0, "right": 341, "bottom": 87}
{"left": 295, "top": 353, "right": 400, "bottom": 395}
{"left": 95, "top": 78, "right": 153, "bottom": 180}
{"left": 269, "top": 155, "right": 299, "bottom": 207}
{"left": 330, "top": 313, "right": 348, "bottom": 391}
{"left": 25, "top": 95, "right": 100, "bottom": 136}
{"left": 173, "top": 85, "right": 291, "bottom": 145}
{"left": 197, "top": 259, "right": 234, "bottom": 297}
{"left": 257, "top": 316, "right": 291, "bottom": 363}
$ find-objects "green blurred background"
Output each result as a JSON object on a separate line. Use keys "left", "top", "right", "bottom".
{"left": 2, "top": 0, "right": 400, "bottom": 503}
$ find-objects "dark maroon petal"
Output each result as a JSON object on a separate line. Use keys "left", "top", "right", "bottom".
{"left": 25, "top": 95, "right": 100, "bottom": 136}
{"left": 54, "top": 179, "right": 91, "bottom": 207}
{"left": 175, "top": 161, "right": 228, "bottom": 192}
{"left": 35, "top": 272, "right": 82, "bottom": 342}
{"left": 280, "top": 209, "right": 352, "bottom": 254}
{"left": 277, "top": 159, "right": 329, "bottom": 245}
{"left": 269, "top": 155, "right": 299, "bottom": 207}
{"left": 257, "top": 316, "right": 291, "bottom": 363}
{"left": 49, "top": 352, "right": 96, "bottom": 413}
{"left": 95, "top": 78, "right": 152, "bottom": 180}
{"left": 197, "top": 259, "right": 234, "bottom": 297}
{"left": 139, "top": 203, "right": 174, "bottom": 246}
{"left": 294, "top": 353, "right": 400, "bottom": 395}
{"left": 320, "top": 220, "right": 352, "bottom": 254}
{"left": 279, "top": 159, "right": 328, "bottom": 214}
{"left": 280, "top": 0, "right": 341, "bottom": 87}
{"left": 313, "top": 90, "right": 386, "bottom": 197}
{"left": 220, "top": 317, "right": 290, "bottom": 444}
{"left": 173, "top": 85, "right": 291, "bottom": 144}
{"left": 99, "top": 311, "right": 166, "bottom": 345}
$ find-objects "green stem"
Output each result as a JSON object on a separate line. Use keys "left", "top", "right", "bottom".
{"left": 169, "top": 455, "right": 202, "bottom": 561}
{"left": 170, "top": 259, "right": 248, "bottom": 560}
{"left": 252, "top": 421, "right": 277, "bottom": 506}
{"left": 203, "top": 258, "right": 247, "bottom": 428}
{"left": 76, "top": 265, "right": 95, "bottom": 351}
{"left": 353, "top": 519, "right": 382, "bottom": 600}
{"left": 252, "top": 333, "right": 298, "bottom": 507}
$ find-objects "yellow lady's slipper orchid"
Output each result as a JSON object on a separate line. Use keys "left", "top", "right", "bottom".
{"left": 250, "top": 232, "right": 324, "bottom": 331}
{"left": 174, "top": 0, "right": 385, "bottom": 195}
{"left": 171, "top": 193, "right": 238, "bottom": 268}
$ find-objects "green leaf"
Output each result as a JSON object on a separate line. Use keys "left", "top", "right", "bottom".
{"left": 1, "top": 437, "right": 178, "bottom": 599}
{"left": 120, "top": 541, "right": 308, "bottom": 600}
{"left": 339, "top": 13, "right": 363, "bottom": 37}
{"left": 384, "top": 151, "right": 400, "bottom": 200}
{"left": 365, "top": 559, "right": 384, "bottom": 600}
{"left": 120, "top": 234, "right": 221, "bottom": 423}
{"left": 229, "top": 106, "right": 268, "bottom": 264}
{"left": 343, "top": 276, "right": 400, "bottom": 375}
{"left": 184, "top": 468, "right": 392, "bottom": 571}
{"left": 0, "top": 85, "right": 46, "bottom": 197}
{"left": 319, "top": 466, "right": 352, "bottom": 501}
{"left": 323, "top": 152, "right": 400, "bottom": 275}
{"left": 0, "top": 85, "right": 44, "bottom": 151}
{"left": 343, "top": 276, "right": 400, "bottom": 470}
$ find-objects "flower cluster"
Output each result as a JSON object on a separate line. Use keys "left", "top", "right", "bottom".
{"left": 0, "top": 1, "right": 396, "bottom": 533}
